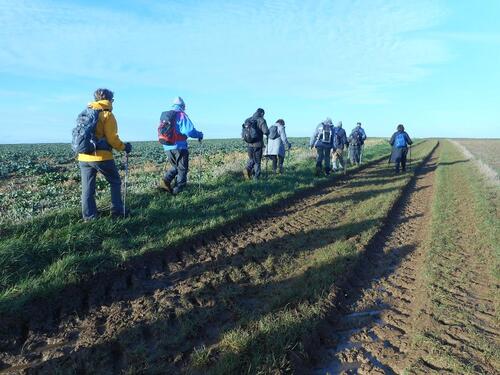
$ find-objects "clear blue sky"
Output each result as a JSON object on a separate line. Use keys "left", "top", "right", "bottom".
{"left": 1, "top": 0, "right": 499, "bottom": 143}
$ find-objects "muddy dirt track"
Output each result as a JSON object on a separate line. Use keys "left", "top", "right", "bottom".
{"left": 312, "top": 146, "right": 439, "bottom": 374}
{"left": 1, "top": 141, "right": 496, "bottom": 374}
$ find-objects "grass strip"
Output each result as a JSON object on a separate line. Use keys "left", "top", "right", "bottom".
{"left": 408, "top": 140, "right": 499, "bottom": 374}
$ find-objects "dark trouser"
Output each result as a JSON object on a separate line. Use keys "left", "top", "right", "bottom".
{"left": 268, "top": 155, "right": 285, "bottom": 173}
{"left": 350, "top": 145, "right": 361, "bottom": 164}
{"left": 246, "top": 146, "right": 263, "bottom": 179}
{"left": 79, "top": 160, "right": 123, "bottom": 220}
{"left": 164, "top": 149, "right": 189, "bottom": 190}
{"left": 395, "top": 148, "right": 408, "bottom": 173}
{"left": 316, "top": 147, "right": 332, "bottom": 173}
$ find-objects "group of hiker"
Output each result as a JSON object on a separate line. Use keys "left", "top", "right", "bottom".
{"left": 73, "top": 89, "right": 412, "bottom": 221}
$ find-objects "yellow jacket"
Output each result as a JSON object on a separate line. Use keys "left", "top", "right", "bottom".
{"left": 77, "top": 100, "right": 126, "bottom": 162}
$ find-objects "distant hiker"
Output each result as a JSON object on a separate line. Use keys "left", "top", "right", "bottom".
{"left": 265, "top": 119, "right": 291, "bottom": 174}
{"left": 310, "top": 117, "right": 334, "bottom": 176}
{"left": 348, "top": 122, "right": 367, "bottom": 165}
{"left": 76, "top": 88, "right": 132, "bottom": 221}
{"left": 158, "top": 97, "right": 203, "bottom": 195}
{"left": 242, "top": 108, "right": 269, "bottom": 180}
{"left": 389, "top": 124, "right": 413, "bottom": 173}
{"left": 332, "top": 121, "right": 348, "bottom": 171}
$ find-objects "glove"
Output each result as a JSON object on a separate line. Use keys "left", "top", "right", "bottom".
{"left": 198, "top": 132, "right": 204, "bottom": 141}
{"left": 124, "top": 142, "right": 132, "bottom": 154}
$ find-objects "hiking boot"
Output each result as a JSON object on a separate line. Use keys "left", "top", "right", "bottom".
{"left": 315, "top": 167, "right": 322, "bottom": 176}
{"left": 172, "top": 186, "right": 183, "bottom": 196}
{"left": 159, "top": 178, "right": 173, "bottom": 193}
{"left": 111, "top": 208, "right": 131, "bottom": 219}
{"left": 243, "top": 168, "right": 252, "bottom": 180}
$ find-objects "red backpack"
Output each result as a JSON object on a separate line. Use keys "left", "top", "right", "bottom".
{"left": 158, "top": 110, "right": 186, "bottom": 145}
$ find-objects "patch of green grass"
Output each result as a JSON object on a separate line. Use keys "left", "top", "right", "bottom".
{"left": 408, "top": 140, "right": 499, "bottom": 374}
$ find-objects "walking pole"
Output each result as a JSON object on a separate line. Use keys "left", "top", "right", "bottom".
{"left": 408, "top": 144, "right": 412, "bottom": 171}
{"left": 360, "top": 144, "right": 364, "bottom": 165}
{"left": 265, "top": 136, "right": 269, "bottom": 180}
{"left": 198, "top": 139, "right": 203, "bottom": 192}
{"left": 123, "top": 152, "right": 129, "bottom": 218}
{"left": 343, "top": 148, "right": 347, "bottom": 175}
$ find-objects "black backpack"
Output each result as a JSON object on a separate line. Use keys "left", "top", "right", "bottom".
{"left": 268, "top": 125, "right": 280, "bottom": 140}
{"left": 71, "top": 108, "right": 110, "bottom": 155}
{"left": 242, "top": 117, "right": 261, "bottom": 143}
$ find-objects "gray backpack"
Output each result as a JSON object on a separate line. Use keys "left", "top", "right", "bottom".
{"left": 268, "top": 125, "right": 280, "bottom": 140}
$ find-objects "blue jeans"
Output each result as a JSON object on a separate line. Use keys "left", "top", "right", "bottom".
{"left": 79, "top": 160, "right": 123, "bottom": 220}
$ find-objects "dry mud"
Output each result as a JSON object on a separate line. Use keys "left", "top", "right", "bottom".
{"left": 0, "top": 152, "right": 403, "bottom": 374}
{"left": 312, "top": 148, "right": 440, "bottom": 375}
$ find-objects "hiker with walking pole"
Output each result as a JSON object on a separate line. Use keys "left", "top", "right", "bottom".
{"left": 158, "top": 97, "right": 204, "bottom": 195}
{"left": 348, "top": 122, "right": 367, "bottom": 166}
{"left": 310, "top": 117, "right": 334, "bottom": 176}
{"left": 389, "top": 124, "right": 413, "bottom": 174}
{"left": 73, "top": 88, "right": 132, "bottom": 221}
{"left": 265, "top": 119, "right": 291, "bottom": 175}
{"left": 242, "top": 108, "right": 269, "bottom": 180}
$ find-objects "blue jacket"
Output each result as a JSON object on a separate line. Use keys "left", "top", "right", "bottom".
{"left": 162, "top": 104, "right": 203, "bottom": 151}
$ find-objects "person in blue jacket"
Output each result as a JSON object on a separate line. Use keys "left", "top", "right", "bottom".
{"left": 159, "top": 97, "right": 203, "bottom": 195}
{"left": 389, "top": 124, "right": 413, "bottom": 173}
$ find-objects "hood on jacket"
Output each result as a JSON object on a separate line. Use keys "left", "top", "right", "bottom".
{"left": 253, "top": 108, "right": 265, "bottom": 118}
{"left": 172, "top": 96, "right": 185, "bottom": 110}
{"left": 89, "top": 100, "right": 113, "bottom": 111}
{"left": 172, "top": 104, "right": 185, "bottom": 112}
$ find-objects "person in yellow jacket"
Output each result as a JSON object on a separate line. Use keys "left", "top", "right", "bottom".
{"left": 78, "top": 88, "right": 132, "bottom": 220}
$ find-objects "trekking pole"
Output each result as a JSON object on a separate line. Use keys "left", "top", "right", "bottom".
{"left": 265, "top": 136, "right": 269, "bottom": 180}
{"left": 198, "top": 139, "right": 203, "bottom": 192}
{"left": 360, "top": 144, "right": 364, "bottom": 165}
{"left": 343, "top": 148, "right": 347, "bottom": 175}
{"left": 123, "top": 152, "right": 129, "bottom": 218}
{"left": 408, "top": 144, "right": 412, "bottom": 170}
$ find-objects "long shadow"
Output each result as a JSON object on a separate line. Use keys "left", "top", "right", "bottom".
{"left": 7, "top": 145, "right": 438, "bottom": 373}
{"left": 438, "top": 159, "right": 469, "bottom": 166}
{"left": 0, "top": 181, "right": 402, "bottom": 354}
{"left": 22, "top": 213, "right": 420, "bottom": 374}
{"left": 0, "top": 154, "right": 396, "bottom": 320}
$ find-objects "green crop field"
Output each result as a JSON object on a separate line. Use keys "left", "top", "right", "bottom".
{"left": 0, "top": 139, "right": 497, "bottom": 375}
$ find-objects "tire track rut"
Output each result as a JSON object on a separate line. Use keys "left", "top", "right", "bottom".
{"left": 0, "top": 147, "right": 429, "bottom": 374}
{"left": 314, "top": 147, "right": 440, "bottom": 374}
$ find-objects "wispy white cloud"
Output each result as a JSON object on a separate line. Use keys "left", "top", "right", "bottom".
{"left": 0, "top": 0, "right": 449, "bottom": 103}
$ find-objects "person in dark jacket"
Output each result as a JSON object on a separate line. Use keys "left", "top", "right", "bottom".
{"left": 159, "top": 97, "right": 203, "bottom": 194}
{"left": 348, "top": 122, "right": 367, "bottom": 165}
{"left": 310, "top": 117, "right": 334, "bottom": 176}
{"left": 242, "top": 108, "right": 269, "bottom": 180}
{"left": 389, "top": 124, "right": 413, "bottom": 173}
{"left": 332, "top": 121, "right": 348, "bottom": 171}
{"left": 265, "top": 119, "right": 291, "bottom": 174}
